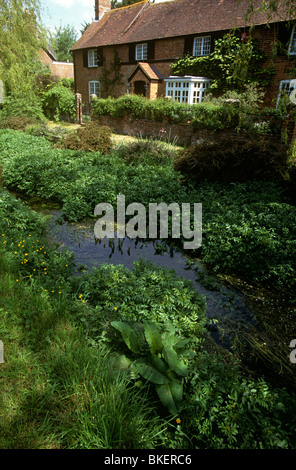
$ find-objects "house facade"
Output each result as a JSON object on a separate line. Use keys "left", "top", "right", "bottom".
{"left": 41, "top": 48, "right": 74, "bottom": 80}
{"left": 71, "top": 0, "right": 296, "bottom": 109}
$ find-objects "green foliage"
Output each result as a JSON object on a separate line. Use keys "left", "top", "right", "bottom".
{"left": 111, "top": 320, "right": 194, "bottom": 415}
{"left": 74, "top": 260, "right": 207, "bottom": 340}
{"left": 1, "top": 130, "right": 296, "bottom": 289}
{"left": 172, "top": 31, "right": 274, "bottom": 93}
{"left": 42, "top": 84, "right": 76, "bottom": 121}
{"left": 56, "top": 122, "right": 113, "bottom": 154}
{"left": 176, "top": 351, "right": 296, "bottom": 449}
{"left": 49, "top": 24, "right": 77, "bottom": 62}
{"left": 92, "top": 93, "right": 279, "bottom": 134}
{"left": 92, "top": 95, "right": 195, "bottom": 123}
{"left": 0, "top": 92, "right": 45, "bottom": 122}
{"left": 0, "top": 0, "right": 45, "bottom": 97}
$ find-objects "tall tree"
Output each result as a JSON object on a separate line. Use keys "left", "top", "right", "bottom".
{"left": 0, "top": 0, "right": 45, "bottom": 97}
{"left": 111, "top": 0, "right": 141, "bottom": 9}
{"left": 51, "top": 24, "right": 77, "bottom": 62}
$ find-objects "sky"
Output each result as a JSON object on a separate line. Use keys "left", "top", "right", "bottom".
{"left": 39, "top": 0, "right": 96, "bottom": 37}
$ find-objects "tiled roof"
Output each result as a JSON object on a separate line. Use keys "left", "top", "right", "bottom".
{"left": 71, "top": 0, "right": 291, "bottom": 51}
{"left": 128, "top": 62, "right": 162, "bottom": 81}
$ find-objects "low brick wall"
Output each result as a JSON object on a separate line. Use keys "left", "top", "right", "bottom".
{"left": 92, "top": 115, "right": 215, "bottom": 145}
{"left": 92, "top": 114, "right": 296, "bottom": 146}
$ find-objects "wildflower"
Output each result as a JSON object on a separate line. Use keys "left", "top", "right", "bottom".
{"left": 176, "top": 418, "right": 181, "bottom": 424}
{"left": 114, "top": 307, "right": 118, "bottom": 310}
{"left": 16, "top": 279, "right": 19, "bottom": 282}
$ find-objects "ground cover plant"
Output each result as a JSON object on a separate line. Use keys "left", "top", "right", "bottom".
{"left": 0, "top": 129, "right": 296, "bottom": 291}
{"left": 1, "top": 188, "right": 296, "bottom": 449}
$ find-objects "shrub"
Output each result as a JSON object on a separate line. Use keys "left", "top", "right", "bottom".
{"left": 114, "top": 138, "right": 176, "bottom": 166}
{"left": 0, "top": 92, "right": 45, "bottom": 127}
{"left": 42, "top": 84, "right": 76, "bottom": 121}
{"left": 0, "top": 115, "right": 35, "bottom": 131}
{"left": 56, "top": 122, "right": 113, "bottom": 154}
{"left": 174, "top": 133, "right": 289, "bottom": 184}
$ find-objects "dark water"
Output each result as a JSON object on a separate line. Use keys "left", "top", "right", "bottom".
{"left": 44, "top": 210, "right": 256, "bottom": 349}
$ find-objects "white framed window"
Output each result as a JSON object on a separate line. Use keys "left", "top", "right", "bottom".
{"left": 89, "top": 80, "right": 100, "bottom": 101}
{"left": 288, "top": 24, "right": 296, "bottom": 55}
{"left": 88, "top": 49, "right": 98, "bottom": 67}
{"left": 193, "top": 36, "right": 211, "bottom": 56}
{"left": 165, "top": 76, "right": 211, "bottom": 104}
{"left": 135, "top": 43, "right": 148, "bottom": 61}
{"left": 276, "top": 79, "right": 296, "bottom": 108}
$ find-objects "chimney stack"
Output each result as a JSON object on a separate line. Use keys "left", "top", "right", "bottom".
{"left": 95, "top": 0, "right": 111, "bottom": 21}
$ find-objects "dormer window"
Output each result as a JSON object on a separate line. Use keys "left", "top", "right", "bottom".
{"left": 193, "top": 36, "right": 211, "bottom": 56}
{"left": 135, "top": 43, "right": 148, "bottom": 61}
{"left": 288, "top": 24, "right": 296, "bottom": 55}
{"left": 88, "top": 49, "right": 98, "bottom": 67}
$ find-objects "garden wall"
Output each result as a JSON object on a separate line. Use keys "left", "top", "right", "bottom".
{"left": 93, "top": 115, "right": 226, "bottom": 145}
{"left": 92, "top": 114, "right": 296, "bottom": 146}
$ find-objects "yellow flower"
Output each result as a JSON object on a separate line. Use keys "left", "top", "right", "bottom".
{"left": 16, "top": 279, "right": 19, "bottom": 282}
{"left": 176, "top": 418, "right": 181, "bottom": 424}
{"left": 114, "top": 307, "right": 118, "bottom": 310}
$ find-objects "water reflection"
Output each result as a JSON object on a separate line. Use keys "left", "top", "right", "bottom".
{"left": 45, "top": 211, "right": 255, "bottom": 349}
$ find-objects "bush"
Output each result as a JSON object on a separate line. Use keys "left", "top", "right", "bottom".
{"left": 42, "top": 84, "right": 76, "bottom": 121}
{"left": 174, "top": 133, "right": 289, "bottom": 184}
{"left": 115, "top": 138, "right": 176, "bottom": 166}
{"left": 0, "top": 115, "right": 36, "bottom": 131}
{"left": 56, "top": 122, "right": 113, "bottom": 154}
{"left": 0, "top": 92, "right": 45, "bottom": 128}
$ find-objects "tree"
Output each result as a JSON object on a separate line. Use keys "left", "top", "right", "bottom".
{"left": 111, "top": 0, "right": 141, "bottom": 9}
{"left": 0, "top": 0, "right": 45, "bottom": 97}
{"left": 51, "top": 24, "right": 77, "bottom": 62}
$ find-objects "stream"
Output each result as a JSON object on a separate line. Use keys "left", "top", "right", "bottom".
{"left": 41, "top": 207, "right": 257, "bottom": 350}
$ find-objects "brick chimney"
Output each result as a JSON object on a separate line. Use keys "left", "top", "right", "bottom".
{"left": 95, "top": 0, "right": 111, "bottom": 20}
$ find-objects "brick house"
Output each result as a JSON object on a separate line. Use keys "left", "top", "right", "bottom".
{"left": 71, "top": 0, "right": 296, "bottom": 110}
{"left": 40, "top": 48, "right": 74, "bottom": 80}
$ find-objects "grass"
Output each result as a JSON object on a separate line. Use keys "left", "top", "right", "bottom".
{"left": 1, "top": 126, "right": 296, "bottom": 449}
{"left": 0, "top": 256, "right": 167, "bottom": 449}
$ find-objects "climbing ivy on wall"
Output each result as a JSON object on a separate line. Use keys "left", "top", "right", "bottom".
{"left": 172, "top": 30, "right": 275, "bottom": 93}
{"left": 100, "top": 50, "right": 123, "bottom": 97}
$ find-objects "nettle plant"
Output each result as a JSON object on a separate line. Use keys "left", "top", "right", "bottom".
{"left": 111, "top": 320, "right": 195, "bottom": 416}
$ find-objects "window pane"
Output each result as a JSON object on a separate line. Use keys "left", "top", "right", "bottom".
{"left": 136, "top": 43, "right": 148, "bottom": 60}
{"left": 193, "top": 36, "right": 211, "bottom": 56}
{"left": 290, "top": 27, "right": 296, "bottom": 54}
{"left": 88, "top": 49, "right": 98, "bottom": 67}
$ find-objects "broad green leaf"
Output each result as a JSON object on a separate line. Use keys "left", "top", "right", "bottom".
{"left": 144, "top": 322, "right": 163, "bottom": 354}
{"left": 134, "top": 359, "right": 170, "bottom": 384}
{"left": 155, "top": 381, "right": 183, "bottom": 415}
{"left": 163, "top": 345, "right": 189, "bottom": 377}
{"left": 111, "top": 321, "right": 142, "bottom": 354}
{"left": 148, "top": 353, "right": 167, "bottom": 375}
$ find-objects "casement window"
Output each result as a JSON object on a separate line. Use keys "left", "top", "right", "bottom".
{"left": 288, "top": 24, "right": 296, "bottom": 55}
{"left": 165, "top": 76, "right": 211, "bottom": 104}
{"left": 276, "top": 79, "right": 296, "bottom": 108}
{"left": 89, "top": 80, "right": 100, "bottom": 101}
{"left": 135, "top": 43, "right": 148, "bottom": 61}
{"left": 193, "top": 36, "right": 211, "bottom": 56}
{"left": 88, "top": 49, "right": 98, "bottom": 67}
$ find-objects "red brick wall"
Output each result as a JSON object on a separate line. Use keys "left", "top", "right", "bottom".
{"left": 93, "top": 113, "right": 296, "bottom": 145}
{"left": 73, "top": 22, "right": 296, "bottom": 109}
